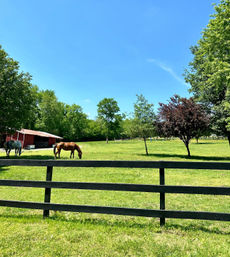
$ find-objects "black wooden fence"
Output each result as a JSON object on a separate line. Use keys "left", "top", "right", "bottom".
{"left": 0, "top": 159, "right": 230, "bottom": 226}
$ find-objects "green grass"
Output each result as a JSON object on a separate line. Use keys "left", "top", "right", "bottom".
{"left": 0, "top": 139, "right": 230, "bottom": 256}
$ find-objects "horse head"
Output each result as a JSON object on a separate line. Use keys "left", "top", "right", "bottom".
{"left": 75, "top": 144, "right": 82, "bottom": 159}
{"left": 78, "top": 151, "right": 82, "bottom": 159}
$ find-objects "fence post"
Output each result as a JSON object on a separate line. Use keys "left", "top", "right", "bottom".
{"left": 43, "top": 166, "right": 53, "bottom": 218}
{"left": 159, "top": 167, "right": 165, "bottom": 226}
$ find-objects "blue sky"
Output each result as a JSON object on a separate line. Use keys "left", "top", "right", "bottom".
{"left": 0, "top": 0, "right": 218, "bottom": 119}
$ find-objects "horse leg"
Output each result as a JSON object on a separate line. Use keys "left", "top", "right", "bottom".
{"left": 58, "top": 149, "right": 61, "bottom": 158}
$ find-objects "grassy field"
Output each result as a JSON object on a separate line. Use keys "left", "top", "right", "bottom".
{"left": 0, "top": 139, "right": 230, "bottom": 256}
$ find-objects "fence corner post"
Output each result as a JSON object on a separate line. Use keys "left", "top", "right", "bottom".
{"left": 43, "top": 166, "right": 53, "bottom": 218}
{"left": 159, "top": 167, "right": 165, "bottom": 226}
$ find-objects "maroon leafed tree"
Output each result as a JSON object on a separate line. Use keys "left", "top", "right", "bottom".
{"left": 157, "top": 95, "right": 210, "bottom": 157}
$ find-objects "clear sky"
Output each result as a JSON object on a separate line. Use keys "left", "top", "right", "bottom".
{"left": 0, "top": 0, "right": 219, "bottom": 119}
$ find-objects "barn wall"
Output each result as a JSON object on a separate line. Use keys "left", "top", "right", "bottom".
{"left": 24, "top": 135, "right": 34, "bottom": 147}
{"left": 6, "top": 133, "right": 35, "bottom": 148}
{"left": 48, "top": 137, "right": 56, "bottom": 146}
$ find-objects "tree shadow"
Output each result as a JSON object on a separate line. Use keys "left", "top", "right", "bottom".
{"left": 139, "top": 153, "right": 230, "bottom": 161}
{"left": 191, "top": 142, "right": 217, "bottom": 145}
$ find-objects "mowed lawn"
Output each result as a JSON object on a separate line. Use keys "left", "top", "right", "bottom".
{"left": 0, "top": 139, "right": 230, "bottom": 256}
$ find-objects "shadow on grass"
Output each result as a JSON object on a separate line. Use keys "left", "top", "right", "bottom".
{"left": 140, "top": 153, "right": 230, "bottom": 161}
{"left": 191, "top": 142, "right": 217, "bottom": 145}
{"left": 0, "top": 155, "right": 54, "bottom": 160}
{"left": 51, "top": 216, "right": 230, "bottom": 235}
{"left": 0, "top": 210, "right": 230, "bottom": 235}
{"left": 0, "top": 166, "right": 9, "bottom": 173}
{"left": 1, "top": 212, "right": 229, "bottom": 235}
{"left": 165, "top": 222, "right": 230, "bottom": 235}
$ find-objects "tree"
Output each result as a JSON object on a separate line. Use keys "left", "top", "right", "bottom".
{"left": 84, "top": 119, "right": 105, "bottom": 141}
{"left": 0, "top": 45, "right": 38, "bottom": 137}
{"left": 62, "top": 104, "right": 88, "bottom": 141}
{"left": 97, "top": 98, "right": 121, "bottom": 143}
{"left": 184, "top": 0, "right": 230, "bottom": 143}
{"left": 120, "top": 118, "right": 137, "bottom": 139}
{"left": 35, "top": 90, "right": 64, "bottom": 135}
{"left": 133, "top": 94, "right": 156, "bottom": 155}
{"left": 157, "top": 95, "right": 210, "bottom": 157}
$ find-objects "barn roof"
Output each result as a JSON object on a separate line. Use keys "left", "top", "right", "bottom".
{"left": 17, "top": 129, "right": 63, "bottom": 139}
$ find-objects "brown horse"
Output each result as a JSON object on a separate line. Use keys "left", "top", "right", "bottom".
{"left": 53, "top": 142, "right": 82, "bottom": 159}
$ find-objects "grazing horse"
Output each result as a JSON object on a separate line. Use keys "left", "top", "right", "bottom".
{"left": 53, "top": 142, "right": 82, "bottom": 159}
{"left": 4, "top": 140, "right": 22, "bottom": 156}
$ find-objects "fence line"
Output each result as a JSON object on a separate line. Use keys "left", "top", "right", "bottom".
{"left": 0, "top": 159, "right": 230, "bottom": 225}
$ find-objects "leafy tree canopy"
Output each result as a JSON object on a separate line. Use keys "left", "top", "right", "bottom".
{"left": 97, "top": 98, "right": 121, "bottom": 143}
{"left": 35, "top": 90, "right": 64, "bottom": 135}
{"left": 157, "top": 95, "right": 209, "bottom": 156}
{"left": 184, "top": 0, "right": 230, "bottom": 141}
{"left": 133, "top": 94, "right": 156, "bottom": 155}
{"left": 0, "top": 45, "right": 38, "bottom": 135}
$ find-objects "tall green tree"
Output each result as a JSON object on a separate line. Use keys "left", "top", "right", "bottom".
{"left": 35, "top": 90, "right": 64, "bottom": 135}
{"left": 62, "top": 104, "right": 88, "bottom": 141}
{"left": 184, "top": 0, "right": 230, "bottom": 143}
{"left": 0, "top": 45, "right": 38, "bottom": 136}
{"left": 97, "top": 98, "right": 122, "bottom": 143}
{"left": 133, "top": 94, "right": 156, "bottom": 155}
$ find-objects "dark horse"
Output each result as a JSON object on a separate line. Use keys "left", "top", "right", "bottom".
{"left": 4, "top": 140, "right": 22, "bottom": 156}
{"left": 53, "top": 142, "right": 82, "bottom": 159}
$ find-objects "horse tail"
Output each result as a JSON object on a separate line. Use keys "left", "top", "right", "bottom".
{"left": 53, "top": 144, "right": 57, "bottom": 155}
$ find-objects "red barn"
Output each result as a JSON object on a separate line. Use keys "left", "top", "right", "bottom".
{"left": 6, "top": 129, "right": 63, "bottom": 149}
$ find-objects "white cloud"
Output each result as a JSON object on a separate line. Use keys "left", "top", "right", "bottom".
{"left": 147, "top": 58, "right": 188, "bottom": 87}
{"left": 84, "top": 99, "right": 91, "bottom": 103}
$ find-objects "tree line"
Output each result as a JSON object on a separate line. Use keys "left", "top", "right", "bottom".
{"left": 1, "top": 0, "right": 230, "bottom": 157}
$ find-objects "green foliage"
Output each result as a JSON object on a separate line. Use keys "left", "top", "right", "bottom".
{"left": 133, "top": 94, "right": 156, "bottom": 155}
{"left": 184, "top": 0, "right": 230, "bottom": 140}
{"left": 0, "top": 45, "right": 38, "bottom": 135}
{"left": 84, "top": 119, "right": 106, "bottom": 141}
{"left": 97, "top": 98, "right": 122, "bottom": 142}
{"left": 62, "top": 104, "right": 88, "bottom": 141}
{"left": 120, "top": 118, "right": 138, "bottom": 139}
{"left": 35, "top": 90, "right": 63, "bottom": 135}
{"left": 133, "top": 94, "right": 156, "bottom": 137}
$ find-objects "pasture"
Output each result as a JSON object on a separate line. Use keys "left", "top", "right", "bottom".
{"left": 0, "top": 139, "right": 230, "bottom": 256}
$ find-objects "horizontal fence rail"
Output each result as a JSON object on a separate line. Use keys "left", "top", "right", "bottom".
{"left": 1, "top": 159, "right": 230, "bottom": 170}
{"left": 0, "top": 180, "right": 230, "bottom": 195}
{"left": 0, "top": 200, "right": 230, "bottom": 221}
{"left": 0, "top": 159, "right": 230, "bottom": 225}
